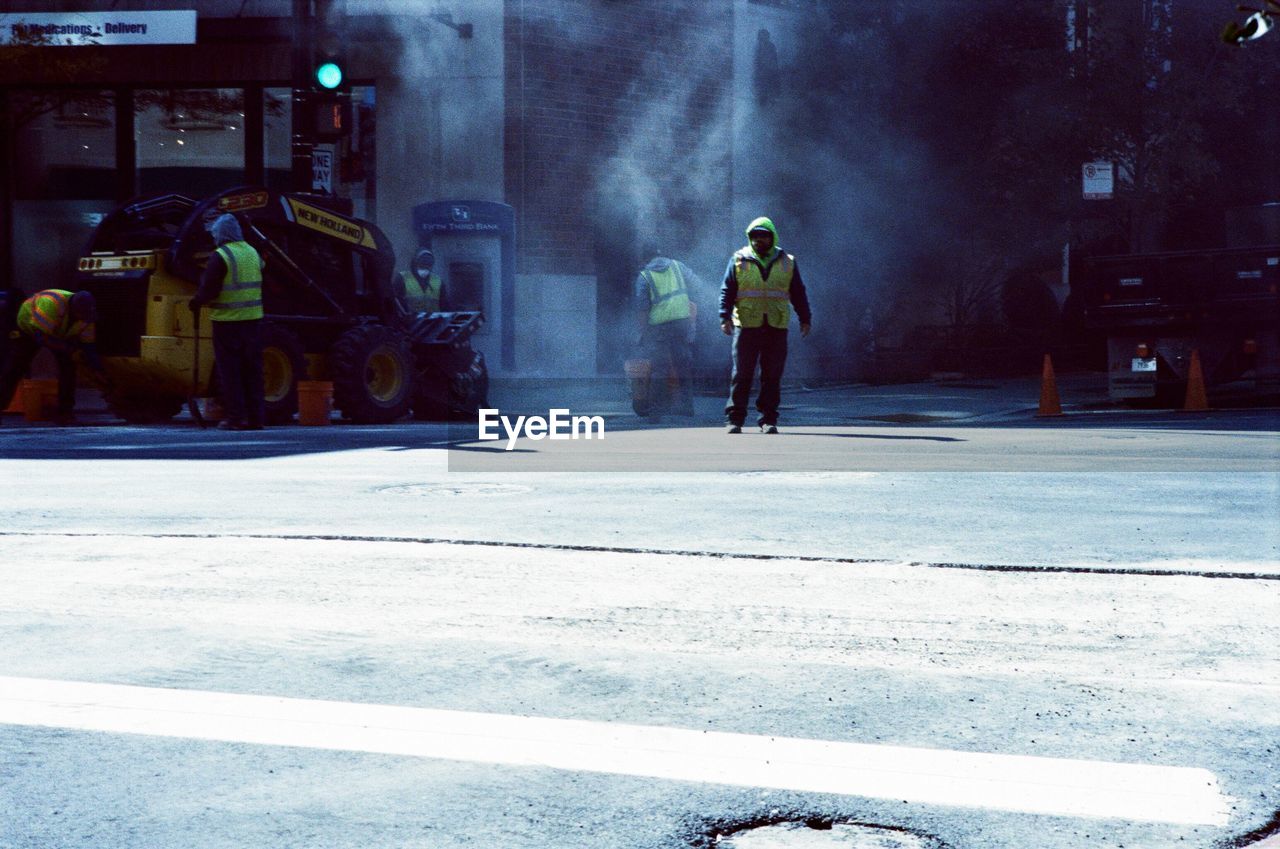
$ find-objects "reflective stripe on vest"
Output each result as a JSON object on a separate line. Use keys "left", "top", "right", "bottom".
{"left": 644, "top": 264, "right": 691, "bottom": 325}
{"left": 17, "top": 289, "right": 91, "bottom": 343}
{"left": 732, "top": 248, "right": 794, "bottom": 328}
{"left": 211, "top": 241, "right": 264, "bottom": 321}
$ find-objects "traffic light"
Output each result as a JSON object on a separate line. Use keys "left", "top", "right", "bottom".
{"left": 312, "top": 26, "right": 347, "bottom": 92}
{"left": 315, "top": 60, "right": 343, "bottom": 91}
{"left": 310, "top": 20, "right": 350, "bottom": 140}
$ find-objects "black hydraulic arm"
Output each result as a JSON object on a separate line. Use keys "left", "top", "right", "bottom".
{"left": 244, "top": 222, "right": 346, "bottom": 316}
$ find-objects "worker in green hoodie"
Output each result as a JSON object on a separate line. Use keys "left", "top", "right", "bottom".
{"left": 718, "top": 216, "right": 811, "bottom": 434}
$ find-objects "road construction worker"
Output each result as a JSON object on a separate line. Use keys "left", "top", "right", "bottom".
{"left": 719, "top": 216, "right": 811, "bottom": 434}
{"left": 189, "top": 213, "right": 265, "bottom": 431}
{"left": 0, "top": 289, "right": 108, "bottom": 426}
{"left": 634, "top": 247, "right": 699, "bottom": 419}
{"left": 399, "top": 248, "right": 445, "bottom": 315}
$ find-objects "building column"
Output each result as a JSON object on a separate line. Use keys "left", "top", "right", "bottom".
{"left": 0, "top": 88, "right": 13, "bottom": 288}
{"left": 244, "top": 84, "right": 265, "bottom": 185}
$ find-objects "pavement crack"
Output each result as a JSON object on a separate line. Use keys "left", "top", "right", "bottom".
{"left": 1, "top": 531, "right": 1276, "bottom": 581}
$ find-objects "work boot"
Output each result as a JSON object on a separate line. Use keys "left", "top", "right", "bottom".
{"left": 725, "top": 423, "right": 742, "bottom": 434}
{"left": 761, "top": 424, "right": 779, "bottom": 434}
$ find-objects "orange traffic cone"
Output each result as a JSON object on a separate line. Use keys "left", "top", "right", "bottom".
{"left": 1037, "top": 353, "right": 1063, "bottom": 417}
{"left": 1182, "top": 349, "right": 1209, "bottom": 411}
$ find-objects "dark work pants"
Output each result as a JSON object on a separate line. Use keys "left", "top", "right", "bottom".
{"left": 641, "top": 319, "right": 694, "bottom": 416}
{"left": 212, "top": 319, "right": 264, "bottom": 426}
{"left": 0, "top": 335, "right": 78, "bottom": 415}
{"left": 725, "top": 324, "right": 788, "bottom": 426}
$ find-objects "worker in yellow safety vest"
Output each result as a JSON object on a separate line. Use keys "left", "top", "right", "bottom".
{"left": 719, "top": 216, "right": 812, "bottom": 434}
{"left": 0, "top": 288, "right": 108, "bottom": 425}
{"left": 399, "top": 248, "right": 445, "bottom": 315}
{"left": 189, "top": 213, "right": 266, "bottom": 431}
{"left": 634, "top": 247, "right": 701, "bottom": 419}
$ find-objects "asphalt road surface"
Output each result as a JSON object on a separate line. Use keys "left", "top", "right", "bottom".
{"left": 1, "top": 404, "right": 1277, "bottom": 849}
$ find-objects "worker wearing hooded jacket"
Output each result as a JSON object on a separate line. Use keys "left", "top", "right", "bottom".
{"left": 719, "top": 216, "right": 811, "bottom": 433}
{"left": 634, "top": 251, "right": 699, "bottom": 418}
{"left": 399, "top": 248, "right": 445, "bottom": 315}
{"left": 0, "top": 288, "right": 107, "bottom": 425}
{"left": 189, "top": 213, "right": 266, "bottom": 430}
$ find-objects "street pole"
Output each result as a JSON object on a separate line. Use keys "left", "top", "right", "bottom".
{"left": 291, "top": 0, "right": 314, "bottom": 193}
{"left": 0, "top": 88, "right": 12, "bottom": 292}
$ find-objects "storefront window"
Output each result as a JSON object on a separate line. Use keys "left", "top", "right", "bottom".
{"left": 10, "top": 89, "right": 116, "bottom": 292}
{"left": 263, "top": 87, "right": 292, "bottom": 192}
{"left": 12, "top": 90, "right": 115, "bottom": 201}
{"left": 135, "top": 88, "right": 244, "bottom": 198}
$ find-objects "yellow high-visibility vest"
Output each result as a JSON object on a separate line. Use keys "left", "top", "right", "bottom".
{"left": 17, "top": 289, "right": 92, "bottom": 343}
{"left": 643, "top": 264, "right": 691, "bottom": 325}
{"left": 210, "top": 241, "right": 264, "bottom": 322}
{"left": 401, "top": 271, "right": 442, "bottom": 314}
{"left": 731, "top": 247, "right": 793, "bottom": 328}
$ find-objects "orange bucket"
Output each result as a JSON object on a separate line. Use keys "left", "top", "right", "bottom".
{"left": 297, "top": 380, "right": 333, "bottom": 426}
{"left": 21, "top": 379, "right": 58, "bottom": 422}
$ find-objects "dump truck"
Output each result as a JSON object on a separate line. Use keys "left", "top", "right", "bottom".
{"left": 73, "top": 186, "right": 487, "bottom": 424}
{"left": 1081, "top": 242, "right": 1280, "bottom": 403}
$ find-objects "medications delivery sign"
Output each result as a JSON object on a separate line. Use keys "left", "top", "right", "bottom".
{"left": 0, "top": 11, "right": 196, "bottom": 45}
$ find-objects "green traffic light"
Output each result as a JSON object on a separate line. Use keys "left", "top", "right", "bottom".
{"left": 315, "top": 61, "right": 343, "bottom": 90}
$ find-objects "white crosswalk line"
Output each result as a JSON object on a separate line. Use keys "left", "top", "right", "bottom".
{"left": 0, "top": 676, "right": 1232, "bottom": 825}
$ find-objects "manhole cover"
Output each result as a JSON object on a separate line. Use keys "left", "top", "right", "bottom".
{"left": 856, "top": 413, "right": 961, "bottom": 424}
{"left": 718, "top": 821, "right": 935, "bottom": 849}
{"left": 731, "top": 471, "right": 877, "bottom": 480}
{"left": 376, "top": 483, "right": 533, "bottom": 497}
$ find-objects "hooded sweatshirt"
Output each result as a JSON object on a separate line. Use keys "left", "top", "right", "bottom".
{"left": 191, "top": 214, "right": 262, "bottom": 312}
{"left": 718, "top": 217, "right": 811, "bottom": 326}
{"left": 210, "top": 213, "right": 244, "bottom": 246}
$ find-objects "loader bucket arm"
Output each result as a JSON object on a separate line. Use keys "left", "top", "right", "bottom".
{"left": 243, "top": 222, "right": 346, "bottom": 316}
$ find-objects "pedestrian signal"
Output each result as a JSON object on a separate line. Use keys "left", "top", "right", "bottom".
{"left": 312, "top": 93, "right": 352, "bottom": 141}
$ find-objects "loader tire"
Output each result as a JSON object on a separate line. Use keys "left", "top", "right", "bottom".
{"left": 332, "top": 324, "right": 415, "bottom": 423}
{"left": 261, "top": 325, "right": 306, "bottom": 425}
{"left": 412, "top": 349, "right": 488, "bottom": 421}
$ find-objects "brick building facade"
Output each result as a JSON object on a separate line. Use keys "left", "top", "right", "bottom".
{"left": 503, "top": 0, "right": 735, "bottom": 371}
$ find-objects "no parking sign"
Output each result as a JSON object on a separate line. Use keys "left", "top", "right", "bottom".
{"left": 1082, "top": 161, "right": 1113, "bottom": 199}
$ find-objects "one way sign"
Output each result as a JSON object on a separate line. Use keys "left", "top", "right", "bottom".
{"left": 311, "top": 148, "right": 333, "bottom": 194}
